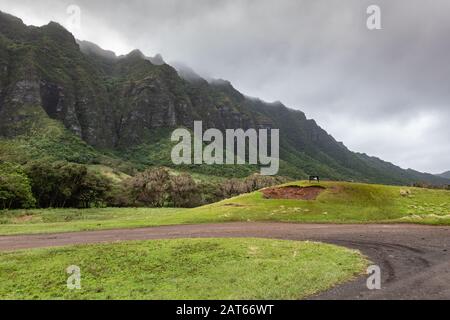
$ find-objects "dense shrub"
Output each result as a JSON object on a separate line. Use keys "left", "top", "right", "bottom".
{"left": 169, "top": 173, "right": 201, "bottom": 208}
{"left": 25, "top": 160, "right": 110, "bottom": 208}
{"left": 198, "top": 182, "right": 223, "bottom": 204}
{"left": 0, "top": 161, "right": 36, "bottom": 209}
{"left": 106, "top": 184, "right": 134, "bottom": 207}
{"left": 219, "top": 179, "right": 248, "bottom": 199}
{"left": 243, "top": 174, "right": 288, "bottom": 192}
{"left": 128, "top": 167, "right": 170, "bottom": 207}
{"left": 217, "top": 174, "right": 288, "bottom": 200}
{"left": 13, "top": 161, "right": 287, "bottom": 209}
{"left": 74, "top": 171, "right": 111, "bottom": 208}
{"left": 2, "top": 155, "right": 290, "bottom": 210}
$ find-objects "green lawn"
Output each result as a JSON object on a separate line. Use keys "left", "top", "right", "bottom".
{"left": 1, "top": 181, "right": 449, "bottom": 235}
{"left": 0, "top": 207, "right": 185, "bottom": 235}
{"left": 0, "top": 238, "right": 368, "bottom": 300}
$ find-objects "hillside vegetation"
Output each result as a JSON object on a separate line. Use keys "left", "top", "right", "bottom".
{"left": 437, "top": 171, "right": 450, "bottom": 179}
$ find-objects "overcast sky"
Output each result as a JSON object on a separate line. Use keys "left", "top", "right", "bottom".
{"left": 1, "top": 0, "right": 449, "bottom": 173}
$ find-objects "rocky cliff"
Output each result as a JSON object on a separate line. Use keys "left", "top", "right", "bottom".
{"left": 0, "top": 11, "right": 448, "bottom": 185}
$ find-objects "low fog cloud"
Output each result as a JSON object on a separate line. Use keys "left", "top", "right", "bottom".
{"left": 1, "top": 0, "right": 449, "bottom": 173}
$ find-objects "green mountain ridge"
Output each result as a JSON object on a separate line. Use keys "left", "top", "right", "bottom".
{"left": 0, "top": 11, "right": 449, "bottom": 185}
{"left": 436, "top": 171, "right": 450, "bottom": 179}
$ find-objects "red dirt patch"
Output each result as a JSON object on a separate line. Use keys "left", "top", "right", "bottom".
{"left": 262, "top": 186, "right": 325, "bottom": 200}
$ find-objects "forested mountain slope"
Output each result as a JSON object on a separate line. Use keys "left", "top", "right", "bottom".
{"left": 1, "top": 11, "right": 448, "bottom": 185}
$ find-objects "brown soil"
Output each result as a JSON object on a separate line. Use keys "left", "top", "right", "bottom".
{"left": 262, "top": 186, "right": 325, "bottom": 200}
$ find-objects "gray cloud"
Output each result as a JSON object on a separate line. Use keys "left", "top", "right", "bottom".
{"left": 1, "top": 0, "right": 449, "bottom": 173}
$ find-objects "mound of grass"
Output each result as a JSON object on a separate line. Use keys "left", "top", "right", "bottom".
{"left": 0, "top": 238, "right": 367, "bottom": 300}
{"left": 194, "top": 181, "right": 450, "bottom": 225}
{"left": 0, "top": 181, "right": 449, "bottom": 235}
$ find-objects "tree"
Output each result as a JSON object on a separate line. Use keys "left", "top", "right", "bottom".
{"left": 0, "top": 161, "right": 35, "bottom": 209}
{"left": 197, "top": 181, "right": 223, "bottom": 205}
{"left": 105, "top": 183, "right": 134, "bottom": 207}
{"left": 129, "top": 167, "right": 170, "bottom": 207}
{"left": 72, "top": 172, "right": 111, "bottom": 208}
{"left": 169, "top": 173, "right": 201, "bottom": 208}
{"left": 243, "top": 174, "right": 287, "bottom": 192}
{"left": 25, "top": 160, "right": 111, "bottom": 208}
{"left": 217, "top": 174, "right": 288, "bottom": 200}
{"left": 219, "top": 179, "right": 247, "bottom": 199}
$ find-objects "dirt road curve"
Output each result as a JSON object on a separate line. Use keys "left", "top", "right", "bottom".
{"left": 1, "top": 222, "right": 449, "bottom": 300}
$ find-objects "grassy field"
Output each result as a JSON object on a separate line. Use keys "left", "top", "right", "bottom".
{"left": 0, "top": 238, "right": 367, "bottom": 300}
{"left": 200, "top": 181, "right": 450, "bottom": 225}
{"left": 0, "top": 181, "right": 449, "bottom": 235}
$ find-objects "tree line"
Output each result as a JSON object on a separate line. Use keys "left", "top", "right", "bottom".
{"left": 0, "top": 161, "right": 286, "bottom": 210}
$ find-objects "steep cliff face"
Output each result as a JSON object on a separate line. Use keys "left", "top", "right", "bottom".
{"left": 0, "top": 11, "right": 448, "bottom": 185}
{"left": 0, "top": 15, "right": 113, "bottom": 147}
{"left": 0, "top": 11, "right": 260, "bottom": 149}
{"left": 87, "top": 45, "right": 262, "bottom": 146}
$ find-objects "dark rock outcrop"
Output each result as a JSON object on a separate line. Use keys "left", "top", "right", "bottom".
{"left": 0, "top": 10, "right": 449, "bottom": 185}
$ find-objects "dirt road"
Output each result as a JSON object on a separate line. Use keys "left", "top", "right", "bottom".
{"left": 0, "top": 222, "right": 449, "bottom": 299}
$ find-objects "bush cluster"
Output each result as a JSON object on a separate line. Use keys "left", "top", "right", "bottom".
{"left": 1, "top": 160, "right": 287, "bottom": 210}
{"left": 0, "top": 162, "right": 35, "bottom": 209}
{"left": 123, "top": 169, "right": 287, "bottom": 208}
{"left": 0, "top": 160, "right": 110, "bottom": 209}
{"left": 219, "top": 174, "right": 288, "bottom": 199}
